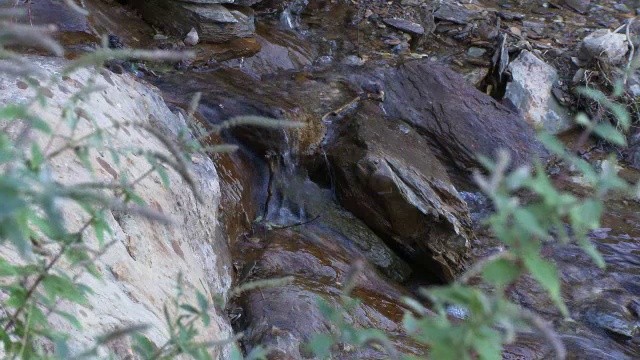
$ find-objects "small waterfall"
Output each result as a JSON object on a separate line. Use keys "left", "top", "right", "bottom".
{"left": 279, "top": 0, "right": 309, "bottom": 31}
{"left": 264, "top": 129, "right": 306, "bottom": 225}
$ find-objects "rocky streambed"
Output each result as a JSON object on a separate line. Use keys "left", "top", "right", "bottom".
{"left": 12, "top": 0, "right": 640, "bottom": 358}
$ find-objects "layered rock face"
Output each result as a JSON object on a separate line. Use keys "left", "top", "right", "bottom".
{"left": 128, "top": 0, "right": 256, "bottom": 42}
{"left": 326, "top": 101, "right": 474, "bottom": 282}
{"left": 379, "top": 61, "right": 546, "bottom": 172}
{"left": 0, "top": 57, "right": 233, "bottom": 357}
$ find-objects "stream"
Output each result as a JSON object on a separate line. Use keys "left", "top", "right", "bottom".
{"left": 35, "top": 0, "right": 640, "bottom": 357}
{"left": 150, "top": 1, "right": 640, "bottom": 358}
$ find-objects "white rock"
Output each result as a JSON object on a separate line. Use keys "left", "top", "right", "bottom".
{"left": 184, "top": 27, "right": 199, "bottom": 46}
{"left": 505, "top": 50, "right": 573, "bottom": 134}
{"left": 579, "top": 29, "right": 628, "bottom": 65}
{"left": 0, "top": 56, "right": 233, "bottom": 358}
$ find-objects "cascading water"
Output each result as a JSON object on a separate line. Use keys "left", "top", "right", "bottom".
{"left": 279, "top": 0, "right": 309, "bottom": 30}
{"left": 263, "top": 128, "right": 308, "bottom": 225}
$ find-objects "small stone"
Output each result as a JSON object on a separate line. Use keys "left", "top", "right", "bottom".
{"left": 153, "top": 34, "right": 168, "bottom": 40}
{"left": 565, "top": 0, "right": 591, "bottom": 13}
{"left": 364, "top": 9, "right": 373, "bottom": 18}
{"left": 401, "top": 0, "right": 422, "bottom": 5}
{"left": 585, "top": 300, "right": 639, "bottom": 340}
{"left": 341, "top": 55, "right": 365, "bottom": 66}
{"left": 497, "top": 10, "right": 525, "bottom": 21}
{"left": 579, "top": 29, "right": 628, "bottom": 65}
{"left": 382, "top": 18, "right": 425, "bottom": 35}
{"left": 467, "top": 47, "right": 487, "bottom": 57}
{"left": 572, "top": 68, "right": 586, "bottom": 84}
{"left": 184, "top": 27, "right": 199, "bottom": 46}
{"left": 384, "top": 38, "right": 402, "bottom": 45}
{"left": 613, "top": 3, "right": 630, "bottom": 13}
{"left": 315, "top": 55, "right": 333, "bottom": 65}
{"left": 510, "top": 26, "right": 522, "bottom": 36}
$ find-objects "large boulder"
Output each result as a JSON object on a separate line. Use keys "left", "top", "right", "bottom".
{"left": 0, "top": 56, "right": 234, "bottom": 357}
{"left": 129, "top": 0, "right": 255, "bottom": 43}
{"left": 326, "top": 101, "right": 474, "bottom": 282}
{"left": 379, "top": 60, "right": 545, "bottom": 173}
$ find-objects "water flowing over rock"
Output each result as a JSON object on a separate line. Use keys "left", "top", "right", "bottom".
{"left": 232, "top": 228, "right": 426, "bottom": 358}
{"left": 0, "top": 56, "right": 234, "bottom": 357}
{"left": 379, "top": 60, "right": 546, "bottom": 173}
{"left": 326, "top": 101, "right": 474, "bottom": 282}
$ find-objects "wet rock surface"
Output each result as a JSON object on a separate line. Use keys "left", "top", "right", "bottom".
{"left": 379, "top": 60, "right": 545, "bottom": 173}
{"left": 128, "top": 0, "right": 256, "bottom": 42}
{"left": 232, "top": 227, "right": 425, "bottom": 358}
{"left": 24, "top": 0, "right": 640, "bottom": 358}
{"left": 325, "top": 100, "right": 474, "bottom": 282}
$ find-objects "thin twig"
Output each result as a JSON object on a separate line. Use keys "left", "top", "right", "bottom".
{"left": 520, "top": 309, "right": 567, "bottom": 360}
{"left": 623, "top": 17, "right": 636, "bottom": 85}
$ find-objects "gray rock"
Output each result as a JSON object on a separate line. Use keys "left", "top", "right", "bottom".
{"left": 613, "top": 3, "right": 630, "bottom": 13}
{"left": 579, "top": 29, "right": 628, "bottom": 65}
{"left": 433, "top": 2, "right": 480, "bottom": 25}
{"left": 505, "top": 51, "right": 573, "bottom": 134}
{"left": 564, "top": 0, "right": 591, "bottom": 13}
{"left": 467, "top": 46, "right": 486, "bottom": 57}
{"left": 382, "top": 18, "right": 425, "bottom": 35}
{"left": 0, "top": 56, "right": 233, "bottom": 357}
{"left": 341, "top": 55, "right": 365, "bottom": 66}
{"left": 379, "top": 59, "right": 546, "bottom": 172}
{"left": 326, "top": 101, "right": 474, "bottom": 282}
{"left": 584, "top": 300, "right": 639, "bottom": 340}
{"left": 184, "top": 27, "right": 199, "bottom": 46}
{"left": 129, "top": 0, "right": 255, "bottom": 43}
{"left": 462, "top": 66, "right": 489, "bottom": 87}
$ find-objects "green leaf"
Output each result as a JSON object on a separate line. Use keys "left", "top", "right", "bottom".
{"left": 53, "top": 310, "right": 83, "bottom": 330}
{"left": 41, "top": 274, "right": 88, "bottom": 304}
{"left": 74, "top": 146, "right": 93, "bottom": 173}
{"left": 156, "top": 164, "right": 170, "bottom": 189}
{"left": 513, "top": 208, "right": 547, "bottom": 239}
{"left": 538, "top": 132, "right": 566, "bottom": 156}
{"left": 307, "top": 333, "right": 334, "bottom": 358}
{"left": 0, "top": 257, "right": 17, "bottom": 276}
{"left": 179, "top": 304, "right": 200, "bottom": 314}
{"left": 30, "top": 143, "right": 44, "bottom": 170}
{"left": 482, "top": 258, "right": 520, "bottom": 289}
{"left": 577, "top": 237, "right": 606, "bottom": 269}
{"left": 91, "top": 212, "right": 112, "bottom": 246}
{"left": 570, "top": 199, "right": 602, "bottom": 236}
{"left": 593, "top": 123, "right": 626, "bottom": 146}
{"left": 132, "top": 333, "right": 157, "bottom": 359}
{"left": 522, "top": 254, "right": 568, "bottom": 317}
{"left": 196, "top": 291, "right": 208, "bottom": 312}
{"left": 472, "top": 327, "right": 503, "bottom": 360}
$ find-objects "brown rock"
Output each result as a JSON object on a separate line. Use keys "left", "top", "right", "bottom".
{"left": 378, "top": 60, "right": 546, "bottom": 172}
{"left": 326, "top": 101, "right": 474, "bottom": 282}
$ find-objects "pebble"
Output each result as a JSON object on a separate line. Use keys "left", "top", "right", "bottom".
{"left": 382, "top": 18, "right": 425, "bottom": 35}
{"left": 467, "top": 47, "right": 487, "bottom": 57}
{"left": 510, "top": 26, "right": 522, "bottom": 36}
{"left": 613, "top": 3, "right": 630, "bottom": 13}
{"left": 184, "top": 27, "right": 199, "bottom": 46}
{"left": 341, "top": 55, "right": 366, "bottom": 66}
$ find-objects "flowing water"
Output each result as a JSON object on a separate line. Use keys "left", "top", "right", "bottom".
{"left": 143, "top": 0, "right": 640, "bottom": 357}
